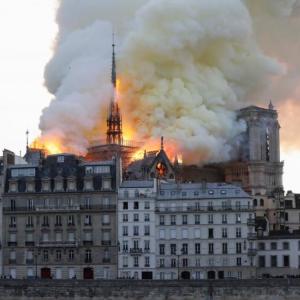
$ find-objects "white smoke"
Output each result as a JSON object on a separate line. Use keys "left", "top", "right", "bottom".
{"left": 40, "top": 0, "right": 298, "bottom": 162}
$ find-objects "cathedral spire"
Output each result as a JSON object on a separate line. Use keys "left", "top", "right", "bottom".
{"left": 106, "top": 38, "right": 123, "bottom": 145}
{"left": 111, "top": 34, "right": 117, "bottom": 89}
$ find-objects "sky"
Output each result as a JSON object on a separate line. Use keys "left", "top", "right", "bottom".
{"left": 0, "top": 0, "right": 299, "bottom": 192}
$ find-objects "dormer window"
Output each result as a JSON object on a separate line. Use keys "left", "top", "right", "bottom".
{"left": 57, "top": 156, "right": 65, "bottom": 163}
{"left": 102, "top": 179, "right": 111, "bottom": 190}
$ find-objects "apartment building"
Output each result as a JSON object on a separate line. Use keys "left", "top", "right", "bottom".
{"left": 155, "top": 182, "right": 257, "bottom": 280}
{"left": 2, "top": 152, "right": 120, "bottom": 279}
{"left": 118, "top": 180, "right": 157, "bottom": 279}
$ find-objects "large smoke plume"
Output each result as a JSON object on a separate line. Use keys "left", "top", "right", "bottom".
{"left": 39, "top": 0, "right": 300, "bottom": 163}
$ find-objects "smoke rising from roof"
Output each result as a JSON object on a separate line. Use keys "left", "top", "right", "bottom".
{"left": 40, "top": 0, "right": 299, "bottom": 162}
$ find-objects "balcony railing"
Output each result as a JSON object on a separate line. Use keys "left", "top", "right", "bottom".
{"left": 155, "top": 205, "right": 252, "bottom": 213}
{"left": 102, "top": 258, "right": 111, "bottom": 263}
{"left": 3, "top": 204, "right": 116, "bottom": 212}
{"left": 129, "top": 248, "right": 143, "bottom": 255}
{"left": 38, "top": 241, "right": 78, "bottom": 247}
{"left": 26, "top": 259, "right": 34, "bottom": 264}
{"left": 83, "top": 241, "right": 93, "bottom": 246}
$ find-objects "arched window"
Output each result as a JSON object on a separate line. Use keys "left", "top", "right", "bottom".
{"left": 253, "top": 199, "right": 257, "bottom": 207}
{"left": 260, "top": 199, "right": 264, "bottom": 207}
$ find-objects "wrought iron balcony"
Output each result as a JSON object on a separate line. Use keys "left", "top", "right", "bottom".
{"left": 38, "top": 241, "right": 78, "bottom": 247}
{"left": 129, "top": 248, "right": 143, "bottom": 255}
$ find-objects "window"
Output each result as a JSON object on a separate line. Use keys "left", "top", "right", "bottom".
{"left": 222, "top": 214, "right": 227, "bottom": 224}
{"left": 171, "top": 244, "right": 177, "bottom": 255}
{"left": 43, "top": 250, "right": 49, "bottom": 262}
{"left": 122, "top": 226, "right": 128, "bottom": 236}
{"left": 68, "top": 232, "right": 75, "bottom": 242}
{"left": 260, "top": 199, "right": 264, "bottom": 206}
{"left": 222, "top": 243, "right": 228, "bottom": 254}
{"left": 271, "top": 242, "right": 277, "bottom": 250}
{"left": 68, "top": 250, "right": 74, "bottom": 261}
{"left": 27, "top": 199, "right": 34, "bottom": 210}
{"left": 133, "top": 226, "right": 139, "bottom": 236}
{"left": 182, "top": 229, "right": 188, "bottom": 239}
{"left": 56, "top": 250, "right": 62, "bottom": 261}
{"left": 10, "top": 199, "right": 16, "bottom": 211}
{"left": 9, "top": 216, "right": 16, "bottom": 228}
{"left": 208, "top": 228, "right": 214, "bottom": 239}
{"left": 84, "top": 215, "right": 92, "bottom": 226}
{"left": 182, "top": 215, "right": 187, "bottom": 225}
{"left": 9, "top": 250, "right": 16, "bottom": 262}
{"left": 236, "top": 214, "right": 241, "bottom": 223}
{"left": 171, "top": 258, "right": 177, "bottom": 268}
{"left": 26, "top": 233, "right": 33, "bottom": 242}
{"left": 144, "top": 225, "right": 150, "bottom": 236}
{"left": 194, "top": 228, "right": 201, "bottom": 238}
{"left": 159, "top": 229, "right": 165, "bottom": 239}
{"left": 283, "top": 255, "right": 290, "bottom": 267}
{"left": 159, "top": 244, "right": 165, "bottom": 255}
{"left": 145, "top": 256, "right": 150, "bottom": 267}
{"left": 208, "top": 214, "right": 213, "bottom": 224}
{"left": 195, "top": 243, "right": 201, "bottom": 254}
{"left": 42, "top": 232, "right": 49, "bottom": 242}
{"left": 134, "top": 202, "right": 139, "bottom": 210}
{"left": 144, "top": 201, "right": 150, "bottom": 209}
{"left": 84, "top": 197, "right": 91, "bottom": 209}
{"left": 123, "top": 256, "right": 128, "bottom": 267}
{"left": 68, "top": 215, "right": 75, "bottom": 226}
{"left": 208, "top": 243, "right": 214, "bottom": 254}
{"left": 236, "top": 242, "right": 242, "bottom": 254}
{"left": 194, "top": 215, "right": 200, "bottom": 225}
{"left": 170, "top": 229, "right": 177, "bottom": 239}
{"left": 55, "top": 215, "right": 62, "bottom": 226}
{"left": 160, "top": 215, "right": 165, "bottom": 225}
{"left": 258, "top": 256, "right": 265, "bottom": 267}
{"left": 222, "top": 228, "right": 227, "bottom": 238}
{"left": 144, "top": 214, "right": 150, "bottom": 222}
{"left": 144, "top": 240, "right": 150, "bottom": 251}
{"left": 159, "top": 258, "right": 164, "bottom": 267}
{"left": 171, "top": 215, "right": 176, "bottom": 225}
{"left": 123, "top": 202, "right": 128, "bottom": 210}
{"left": 85, "top": 250, "right": 92, "bottom": 263}
{"left": 283, "top": 242, "right": 289, "bottom": 250}
{"left": 182, "top": 243, "right": 188, "bottom": 255}
{"left": 122, "top": 241, "right": 128, "bottom": 252}
{"left": 133, "top": 213, "right": 139, "bottom": 222}
{"left": 258, "top": 242, "right": 265, "bottom": 250}
{"left": 236, "top": 228, "right": 241, "bottom": 238}
{"left": 271, "top": 255, "right": 277, "bottom": 267}
{"left": 182, "top": 258, "right": 188, "bottom": 267}
{"left": 55, "top": 232, "right": 62, "bottom": 242}
{"left": 253, "top": 199, "right": 257, "bottom": 207}
{"left": 42, "top": 216, "right": 49, "bottom": 226}
{"left": 123, "top": 214, "right": 128, "bottom": 222}
{"left": 235, "top": 201, "right": 241, "bottom": 210}
{"left": 236, "top": 257, "right": 242, "bottom": 266}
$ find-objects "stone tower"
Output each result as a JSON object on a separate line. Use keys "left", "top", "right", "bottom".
{"left": 223, "top": 104, "right": 283, "bottom": 196}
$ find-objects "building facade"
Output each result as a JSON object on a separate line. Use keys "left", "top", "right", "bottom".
{"left": 155, "top": 182, "right": 257, "bottom": 280}
{"left": 118, "top": 180, "right": 157, "bottom": 279}
{"left": 256, "top": 232, "right": 300, "bottom": 277}
{"left": 2, "top": 153, "right": 120, "bottom": 279}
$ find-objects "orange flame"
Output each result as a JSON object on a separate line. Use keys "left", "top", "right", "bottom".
{"left": 31, "top": 137, "right": 64, "bottom": 155}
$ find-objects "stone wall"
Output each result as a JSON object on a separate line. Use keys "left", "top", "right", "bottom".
{"left": 0, "top": 279, "right": 299, "bottom": 300}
